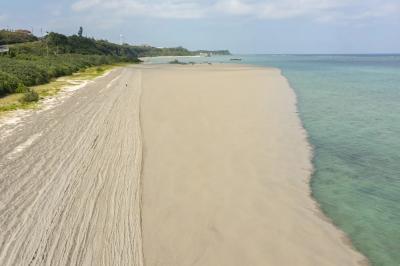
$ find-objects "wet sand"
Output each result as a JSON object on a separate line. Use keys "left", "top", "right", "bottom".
{"left": 140, "top": 64, "right": 366, "bottom": 266}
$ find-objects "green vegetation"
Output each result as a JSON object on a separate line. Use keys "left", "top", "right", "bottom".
{"left": 15, "top": 83, "right": 28, "bottom": 93}
{"left": 8, "top": 32, "right": 140, "bottom": 59}
{"left": 21, "top": 89, "right": 39, "bottom": 103}
{"left": 0, "top": 71, "right": 20, "bottom": 94}
{"left": 168, "top": 59, "right": 196, "bottom": 65}
{"left": 0, "top": 29, "right": 141, "bottom": 97}
{"left": 193, "top": 50, "right": 231, "bottom": 56}
{"left": 132, "top": 46, "right": 231, "bottom": 57}
{"left": 0, "top": 64, "right": 118, "bottom": 113}
{"left": 169, "top": 59, "right": 187, "bottom": 65}
{"left": 133, "top": 46, "right": 193, "bottom": 57}
{"left": 0, "top": 30, "right": 38, "bottom": 45}
{"left": 78, "top": 26, "right": 83, "bottom": 38}
{"left": 0, "top": 54, "right": 132, "bottom": 95}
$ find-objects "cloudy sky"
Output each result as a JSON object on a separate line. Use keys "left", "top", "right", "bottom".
{"left": 1, "top": 0, "right": 400, "bottom": 53}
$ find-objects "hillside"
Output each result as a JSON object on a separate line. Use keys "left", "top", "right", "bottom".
{"left": 0, "top": 30, "right": 38, "bottom": 45}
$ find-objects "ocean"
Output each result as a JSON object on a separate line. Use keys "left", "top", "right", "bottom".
{"left": 146, "top": 54, "right": 400, "bottom": 266}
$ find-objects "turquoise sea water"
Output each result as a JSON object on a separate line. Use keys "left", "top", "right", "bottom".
{"left": 148, "top": 55, "right": 400, "bottom": 265}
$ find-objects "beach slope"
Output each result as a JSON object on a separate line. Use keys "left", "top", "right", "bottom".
{"left": 140, "top": 64, "right": 366, "bottom": 266}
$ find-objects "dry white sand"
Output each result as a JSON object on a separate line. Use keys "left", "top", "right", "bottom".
{"left": 0, "top": 68, "right": 144, "bottom": 266}
{"left": 140, "top": 64, "right": 367, "bottom": 266}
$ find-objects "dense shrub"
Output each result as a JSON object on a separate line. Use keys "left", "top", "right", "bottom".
{"left": 169, "top": 59, "right": 187, "bottom": 65}
{"left": 15, "top": 83, "right": 28, "bottom": 93}
{"left": 0, "top": 53, "right": 136, "bottom": 96}
{"left": 0, "top": 71, "right": 19, "bottom": 95}
{"left": 0, "top": 58, "right": 49, "bottom": 86}
{"left": 9, "top": 34, "right": 140, "bottom": 59}
{"left": 21, "top": 89, "right": 39, "bottom": 102}
{"left": 0, "top": 30, "right": 143, "bottom": 97}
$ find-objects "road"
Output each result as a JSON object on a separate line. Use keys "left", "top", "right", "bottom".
{"left": 0, "top": 67, "right": 144, "bottom": 266}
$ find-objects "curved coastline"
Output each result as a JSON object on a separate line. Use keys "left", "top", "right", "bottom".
{"left": 139, "top": 63, "right": 367, "bottom": 265}
{"left": 278, "top": 68, "right": 370, "bottom": 266}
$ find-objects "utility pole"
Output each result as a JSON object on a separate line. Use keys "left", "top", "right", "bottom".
{"left": 45, "top": 31, "right": 49, "bottom": 57}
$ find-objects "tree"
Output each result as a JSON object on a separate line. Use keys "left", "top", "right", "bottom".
{"left": 78, "top": 26, "right": 83, "bottom": 37}
{"left": 46, "top": 32, "right": 69, "bottom": 55}
{"left": 46, "top": 32, "right": 68, "bottom": 46}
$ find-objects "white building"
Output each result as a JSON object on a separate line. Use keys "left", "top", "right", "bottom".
{"left": 0, "top": 45, "right": 9, "bottom": 53}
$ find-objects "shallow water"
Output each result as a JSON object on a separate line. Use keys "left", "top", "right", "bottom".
{"left": 148, "top": 54, "right": 400, "bottom": 266}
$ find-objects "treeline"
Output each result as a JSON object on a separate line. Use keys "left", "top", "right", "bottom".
{"left": 131, "top": 46, "right": 193, "bottom": 57}
{"left": 8, "top": 32, "right": 139, "bottom": 59}
{"left": 0, "top": 31, "right": 140, "bottom": 96}
{"left": 131, "top": 46, "right": 231, "bottom": 57}
{"left": 6, "top": 33, "right": 230, "bottom": 59}
{"left": 193, "top": 50, "right": 231, "bottom": 55}
{"left": 1, "top": 30, "right": 231, "bottom": 59}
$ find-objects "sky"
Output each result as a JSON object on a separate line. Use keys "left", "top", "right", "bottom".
{"left": 1, "top": 0, "right": 400, "bottom": 53}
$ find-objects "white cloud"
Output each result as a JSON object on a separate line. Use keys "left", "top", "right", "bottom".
{"left": 214, "top": 0, "right": 254, "bottom": 15}
{"left": 70, "top": 0, "right": 400, "bottom": 22}
{"left": 352, "top": 2, "right": 400, "bottom": 20}
{"left": 72, "top": 0, "right": 207, "bottom": 19}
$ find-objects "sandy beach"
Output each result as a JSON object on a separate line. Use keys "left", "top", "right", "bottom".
{"left": 0, "top": 64, "right": 367, "bottom": 266}
{"left": 0, "top": 68, "right": 144, "bottom": 265}
{"left": 140, "top": 64, "right": 366, "bottom": 265}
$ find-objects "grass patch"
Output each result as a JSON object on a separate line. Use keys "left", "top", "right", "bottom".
{"left": 0, "top": 93, "right": 38, "bottom": 113}
{"left": 68, "top": 64, "right": 118, "bottom": 81}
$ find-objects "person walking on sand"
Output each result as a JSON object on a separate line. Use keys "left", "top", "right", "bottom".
{"left": 125, "top": 82, "right": 128, "bottom": 87}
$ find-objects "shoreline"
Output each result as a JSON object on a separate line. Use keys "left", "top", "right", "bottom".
{"left": 138, "top": 61, "right": 369, "bottom": 264}
{"left": 139, "top": 63, "right": 367, "bottom": 265}
{"left": 138, "top": 61, "right": 368, "bottom": 264}
{"left": 260, "top": 65, "right": 369, "bottom": 265}
{"left": 278, "top": 68, "right": 370, "bottom": 265}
